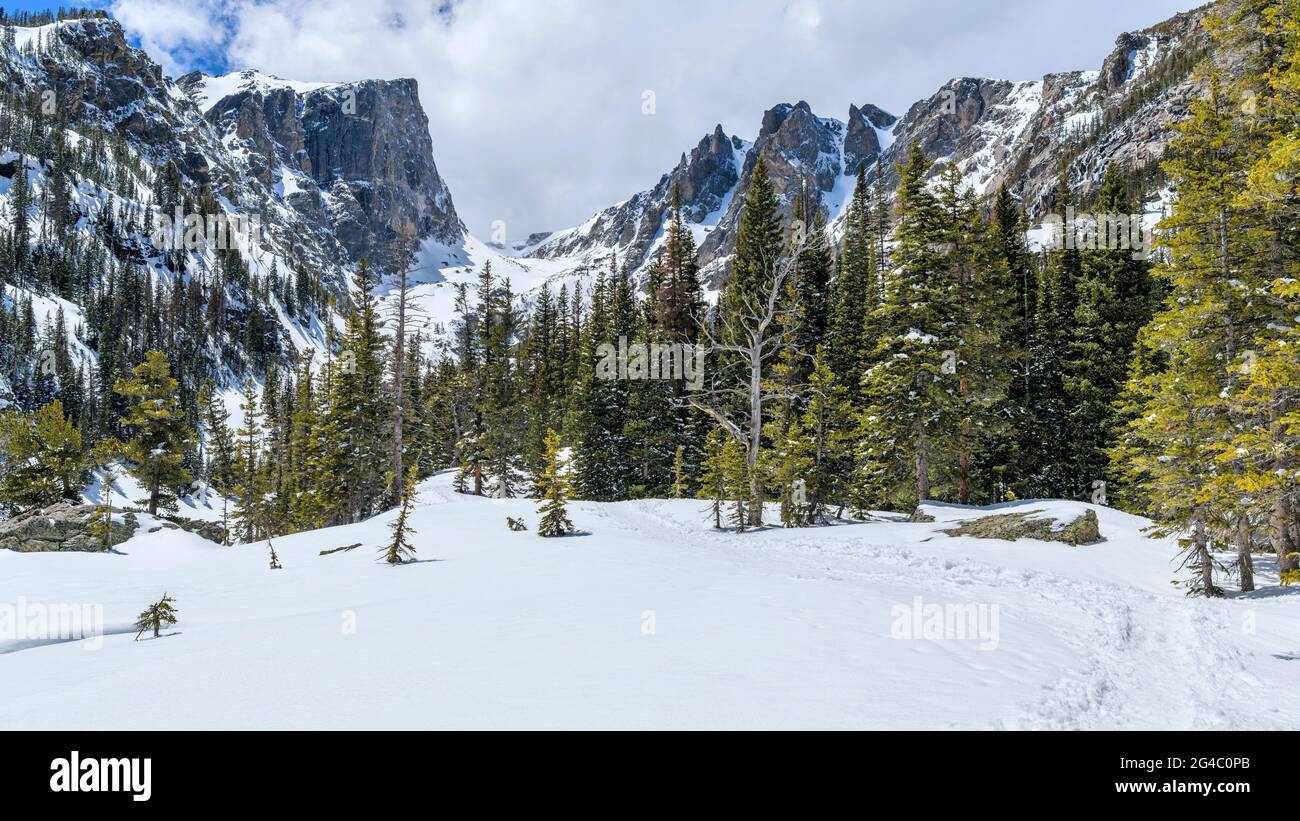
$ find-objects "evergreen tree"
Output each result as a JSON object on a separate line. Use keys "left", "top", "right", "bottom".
{"left": 384, "top": 461, "right": 419, "bottom": 564}
{"left": 723, "top": 158, "right": 784, "bottom": 325}
{"left": 134, "top": 594, "right": 178, "bottom": 640}
{"left": 1115, "top": 73, "right": 1261, "bottom": 596}
{"left": 858, "top": 146, "right": 959, "bottom": 509}
{"left": 0, "top": 399, "right": 85, "bottom": 513}
{"left": 1064, "top": 166, "right": 1161, "bottom": 499}
{"left": 113, "top": 350, "right": 193, "bottom": 515}
{"left": 828, "top": 164, "right": 878, "bottom": 400}
{"left": 327, "top": 260, "right": 390, "bottom": 522}
{"left": 697, "top": 426, "right": 728, "bottom": 529}
{"left": 536, "top": 428, "right": 575, "bottom": 537}
{"left": 234, "top": 378, "right": 263, "bottom": 543}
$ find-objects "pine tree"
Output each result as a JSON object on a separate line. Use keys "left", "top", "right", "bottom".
{"left": 328, "top": 260, "right": 390, "bottom": 522}
{"left": 828, "top": 163, "right": 878, "bottom": 400}
{"left": 935, "top": 165, "right": 1015, "bottom": 505}
{"left": 1224, "top": 0, "right": 1300, "bottom": 584}
{"left": 988, "top": 184, "right": 1033, "bottom": 500}
{"left": 113, "top": 350, "right": 194, "bottom": 515}
{"left": 696, "top": 161, "right": 795, "bottom": 526}
{"left": 0, "top": 400, "right": 85, "bottom": 513}
{"left": 1115, "top": 72, "right": 1261, "bottom": 596}
{"left": 268, "top": 539, "right": 282, "bottom": 570}
{"left": 134, "top": 594, "right": 178, "bottom": 640}
{"left": 1064, "top": 166, "right": 1161, "bottom": 499}
{"left": 723, "top": 157, "right": 784, "bottom": 325}
{"left": 481, "top": 277, "right": 526, "bottom": 497}
{"left": 87, "top": 500, "right": 116, "bottom": 552}
{"left": 1019, "top": 179, "right": 1082, "bottom": 498}
{"left": 671, "top": 445, "right": 687, "bottom": 499}
{"left": 721, "top": 433, "right": 749, "bottom": 532}
{"left": 697, "top": 426, "right": 728, "bottom": 529}
{"left": 233, "top": 378, "right": 263, "bottom": 543}
{"left": 799, "top": 352, "right": 858, "bottom": 518}
{"left": 384, "top": 461, "right": 419, "bottom": 564}
{"left": 198, "top": 380, "right": 236, "bottom": 498}
{"left": 536, "top": 428, "right": 574, "bottom": 537}
{"left": 858, "top": 146, "right": 959, "bottom": 509}
{"left": 573, "top": 256, "right": 634, "bottom": 500}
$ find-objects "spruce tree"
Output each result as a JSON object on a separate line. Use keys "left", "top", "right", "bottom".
{"left": 828, "top": 163, "right": 878, "bottom": 401}
{"left": 113, "top": 350, "right": 194, "bottom": 515}
{"left": 134, "top": 594, "right": 178, "bottom": 640}
{"left": 0, "top": 400, "right": 85, "bottom": 513}
{"left": 536, "top": 428, "right": 574, "bottom": 537}
{"left": 858, "top": 146, "right": 959, "bottom": 509}
{"left": 1064, "top": 166, "right": 1161, "bottom": 500}
{"left": 384, "top": 461, "right": 419, "bottom": 564}
{"left": 234, "top": 378, "right": 263, "bottom": 543}
{"left": 327, "top": 260, "right": 390, "bottom": 522}
{"left": 697, "top": 426, "right": 727, "bottom": 529}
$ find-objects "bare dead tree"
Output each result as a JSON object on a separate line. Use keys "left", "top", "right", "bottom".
{"left": 382, "top": 239, "right": 434, "bottom": 498}
{"left": 684, "top": 233, "right": 809, "bottom": 527}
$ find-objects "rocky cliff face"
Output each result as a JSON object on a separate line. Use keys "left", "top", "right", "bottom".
{"left": 523, "top": 4, "right": 1214, "bottom": 286}
{"left": 5, "top": 17, "right": 462, "bottom": 296}
{"left": 524, "top": 123, "right": 744, "bottom": 276}
{"left": 528, "top": 98, "right": 898, "bottom": 285}
{"left": 0, "top": 3, "right": 1227, "bottom": 361}
{"left": 179, "top": 70, "right": 462, "bottom": 272}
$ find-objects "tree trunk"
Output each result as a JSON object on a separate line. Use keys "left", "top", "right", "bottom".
{"left": 958, "top": 378, "right": 972, "bottom": 505}
{"left": 1235, "top": 513, "right": 1255, "bottom": 593}
{"left": 1270, "top": 493, "right": 1297, "bottom": 574}
{"left": 747, "top": 354, "right": 763, "bottom": 526}
{"left": 148, "top": 474, "right": 160, "bottom": 515}
{"left": 915, "top": 426, "right": 930, "bottom": 503}
{"left": 391, "top": 265, "right": 408, "bottom": 497}
{"left": 1195, "top": 519, "right": 1214, "bottom": 598}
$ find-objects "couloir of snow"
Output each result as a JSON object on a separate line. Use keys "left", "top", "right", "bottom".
{"left": 2, "top": 472, "right": 1298, "bottom": 730}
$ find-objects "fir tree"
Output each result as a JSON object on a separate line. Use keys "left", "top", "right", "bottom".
{"left": 1064, "top": 166, "right": 1161, "bottom": 499}
{"left": 113, "top": 350, "right": 193, "bottom": 515}
{"left": 0, "top": 399, "right": 85, "bottom": 513}
{"left": 384, "top": 461, "right": 419, "bottom": 564}
{"left": 858, "top": 146, "right": 959, "bottom": 509}
{"left": 134, "top": 594, "right": 178, "bottom": 640}
{"left": 697, "top": 426, "right": 728, "bottom": 529}
{"left": 828, "top": 163, "right": 878, "bottom": 400}
{"left": 536, "top": 428, "right": 575, "bottom": 537}
{"left": 233, "top": 378, "right": 263, "bottom": 543}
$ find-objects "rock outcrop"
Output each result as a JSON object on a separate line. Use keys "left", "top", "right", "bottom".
{"left": 0, "top": 504, "right": 137, "bottom": 552}
{"left": 188, "top": 71, "right": 463, "bottom": 272}
{"left": 521, "top": 4, "right": 1218, "bottom": 289}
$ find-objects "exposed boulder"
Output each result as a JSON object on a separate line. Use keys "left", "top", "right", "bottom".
{"left": 157, "top": 514, "right": 227, "bottom": 545}
{"left": 941, "top": 509, "right": 1102, "bottom": 546}
{"left": 0, "top": 504, "right": 137, "bottom": 553}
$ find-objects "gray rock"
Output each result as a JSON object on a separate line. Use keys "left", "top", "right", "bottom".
{"left": 0, "top": 504, "right": 137, "bottom": 553}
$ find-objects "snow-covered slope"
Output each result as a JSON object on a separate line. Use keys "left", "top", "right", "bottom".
{"left": 3, "top": 471, "right": 1296, "bottom": 730}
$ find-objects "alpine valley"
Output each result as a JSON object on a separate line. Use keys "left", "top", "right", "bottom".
{"left": 3, "top": 0, "right": 1300, "bottom": 731}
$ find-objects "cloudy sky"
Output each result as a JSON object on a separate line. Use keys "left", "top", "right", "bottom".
{"left": 103, "top": 0, "right": 1196, "bottom": 241}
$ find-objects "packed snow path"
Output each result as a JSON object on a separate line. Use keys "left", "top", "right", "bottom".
{"left": 2, "top": 474, "right": 1297, "bottom": 729}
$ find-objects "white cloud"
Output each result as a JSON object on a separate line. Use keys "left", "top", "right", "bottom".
{"left": 111, "top": 0, "right": 1197, "bottom": 241}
